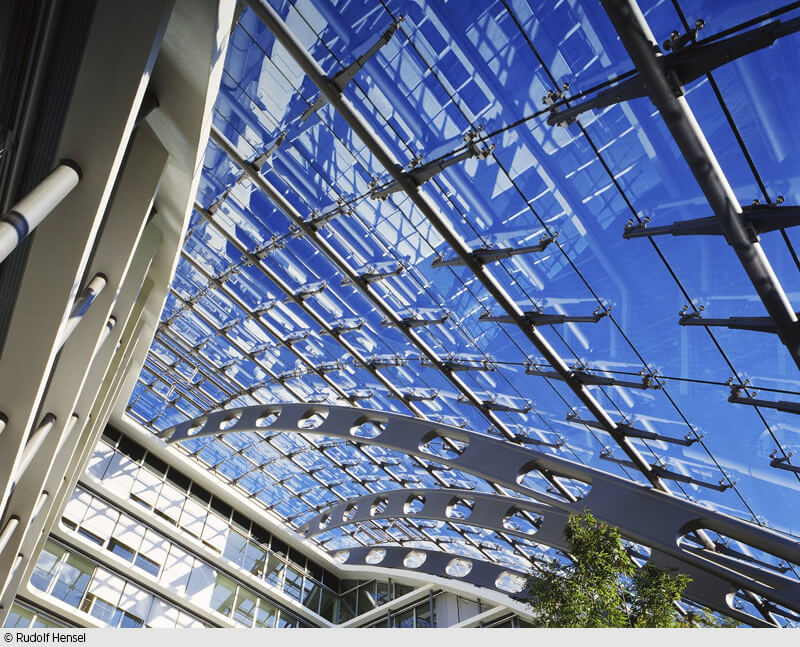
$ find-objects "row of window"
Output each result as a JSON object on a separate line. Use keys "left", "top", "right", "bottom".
{"left": 60, "top": 488, "right": 308, "bottom": 627}
{"left": 4, "top": 603, "right": 67, "bottom": 629}
{"left": 29, "top": 540, "right": 206, "bottom": 628}
{"left": 367, "top": 596, "right": 436, "bottom": 628}
{"left": 96, "top": 428, "right": 336, "bottom": 583}
{"left": 83, "top": 429, "right": 414, "bottom": 623}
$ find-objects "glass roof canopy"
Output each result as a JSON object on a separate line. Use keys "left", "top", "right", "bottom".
{"left": 127, "top": 0, "right": 800, "bottom": 621}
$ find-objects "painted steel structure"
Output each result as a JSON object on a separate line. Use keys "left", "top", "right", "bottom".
{"left": 3, "top": 0, "right": 800, "bottom": 631}
{"left": 123, "top": 0, "right": 800, "bottom": 628}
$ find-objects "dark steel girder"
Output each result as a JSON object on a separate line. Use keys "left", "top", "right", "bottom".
{"left": 546, "top": 15, "right": 800, "bottom": 127}
{"left": 160, "top": 404, "right": 800, "bottom": 626}
{"left": 300, "top": 487, "right": 570, "bottom": 550}
{"left": 241, "top": 0, "right": 663, "bottom": 493}
{"left": 335, "top": 545, "right": 532, "bottom": 600}
{"left": 601, "top": 0, "right": 800, "bottom": 371}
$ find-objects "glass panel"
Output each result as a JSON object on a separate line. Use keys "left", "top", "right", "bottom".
{"left": 263, "top": 553, "right": 285, "bottom": 588}
{"left": 4, "top": 605, "right": 33, "bottom": 628}
{"left": 232, "top": 588, "right": 258, "bottom": 628}
{"left": 50, "top": 551, "right": 95, "bottom": 608}
{"left": 209, "top": 573, "right": 237, "bottom": 617}
{"left": 30, "top": 541, "right": 65, "bottom": 592}
{"left": 282, "top": 565, "right": 304, "bottom": 601}
{"left": 243, "top": 541, "right": 267, "bottom": 577}
{"left": 254, "top": 599, "right": 278, "bottom": 628}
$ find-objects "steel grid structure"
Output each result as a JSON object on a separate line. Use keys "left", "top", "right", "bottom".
{"left": 126, "top": 0, "right": 800, "bottom": 627}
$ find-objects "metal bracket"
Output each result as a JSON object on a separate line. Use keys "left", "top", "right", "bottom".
{"left": 624, "top": 205, "right": 800, "bottom": 241}
{"left": 679, "top": 310, "right": 783, "bottom": 334}
{"left": 456, "top": 394, "right": 532, "bottom": 414}
{"left": 388, "top": 388, "right": 439, "bottom": 403}
{"left": 546, "top": 15, "right": 800, "bottom": 127}
{"left": 366, "top": 354, "right": 408, "bottom": 369}
{"left": 252, "top": 234, "right": 286, "bottom": 259}
{"left": 321, "top": 317, "right": 365, "bottom": 336}
{"left": 291, "top": 202, "right": 353, "bottom": 237}
{"left": 283, "top": 281, "right": 326, "bottom": 303}
{"left": 251, "top": 131, "right": 286, "bottom": 171}
{"left": 567, "top": 412, "right": 701, "bottom": 447}
{"left": 770, "top": 450, "right": 800, "bottom": 474}
{"left": 421, "top": 354, "right": 496, "bottom": 373}
{"left": 432, "top": 233, "right": 557, "bottom": 268}
{"left": 301, "top": 17, "right": 404, "bottom": 122}
{"left": 600, "top": 450, "right": 733, "bottom": 492}
{"left": 526, "top": 364, "right": 661, "bottom": 390}
{"left": 370, "top": 130, "right": 495, "bottom": 201}
{"left": 728, "top": 386, "right": 800, "bottom": 415}
{"left": 482, "top": 305, "right": 607, "bottom": 326}
{"left": 381, "top": 310, "right": 449, "bottom": 328}
{"left": 340, "top": 261, "right": 405, "bottom": 287}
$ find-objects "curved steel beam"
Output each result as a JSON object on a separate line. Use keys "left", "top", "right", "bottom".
{"left": 299, "top": 487, "right": 570, "bottom": 552}
{"left": 335, "top": 545, "right": 531, "bottom": 599}
{"left": 160, "top": 404, "right": 800, "bottom": 624}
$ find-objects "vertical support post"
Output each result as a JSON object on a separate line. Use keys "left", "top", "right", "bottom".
{"left": 0, "top": 162, "right": 82, "bottom": 263}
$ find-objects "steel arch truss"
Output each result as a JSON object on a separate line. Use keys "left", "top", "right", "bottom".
{"left": 334, "top": 545, "right": 532, "bottom": 599}
{"left": 161, "top": 404, "right": 800, "bottom": 626}
{"left": 299, "top": 487, "right": 570, "bottom": 551}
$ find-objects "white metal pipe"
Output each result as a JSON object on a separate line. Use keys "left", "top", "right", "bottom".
{"left": 13, "top": 413, "right": 57, "bottom": 484}
{"left": 0, "top": 161, "right": 81, "bottom": 263}
{"left": 9, "top": 554, "right": 23, "bottom": 579}
{"left": 98, "top": 316, "right": 116, "bottom": 347}
{"left": 56, "top": 272, "right": 107, "bottom": 350}
{"left": 31, "top": 491, "right": 49, "bottom": 523}
{"left": 55, "top": 414, "right": 80, "bottom": 456}
{"left": 0, "top": 517, "right": 19, "bottom": 554}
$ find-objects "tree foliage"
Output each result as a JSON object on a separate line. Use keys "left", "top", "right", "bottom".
{"left": 525, "top": 511, "right": 737, "bottom": 627}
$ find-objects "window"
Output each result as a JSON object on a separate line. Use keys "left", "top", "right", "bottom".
{"left": 222, "top": 528, "right": 248, "bottom": 568}
{"left": 282, "top": 566, "right": 304, "bottom": 601}
{"left": 209, "top": 573, "right": 236, "bottom": 617}
{"left": 90, "top": 598, "right": 121, "bottom": 626}
{"left": 416, "top": 602, "right": 433, "bottom": 628}
{"left": 4, "top": 605, "right": 33, "bottom": 628}
{"left": 108, "top": 539, "right": 135, "bottom": 562}
{"left": 263, "top": 553, "right": 285, "bottom": 588}
{"left": 232, "top": 588, "right": 258, "bottom": 628}
{"left": 119, "top": 611, "right": 143, "bottom": 628}
{"left": 134, "top": 553, "right": 160, "bottom": 577}
{"left": 254, "top": 600, "right": 277, "bottom": 628}
{"left": 393, "top": 608, "right": 415, "bottom": 628}
{"left": 276, "top": 611, "right": 298, "bottom": 628}
{"left": 30, "top": 542, "right": 65, "bottom": 592}
{"left": 242, "top": 541, "right": 266, "bottom": 577}
{"left": 76, "top": 527, "right": 104, "bottom": 546}
{"left": 50, "top": 552, "right": 95, "bottom": 608}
